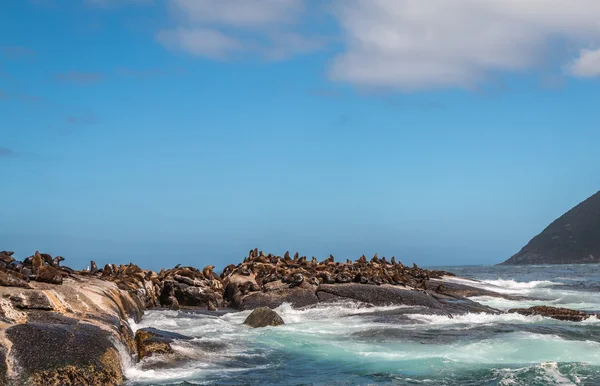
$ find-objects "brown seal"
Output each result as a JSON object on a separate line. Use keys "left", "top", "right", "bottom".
{"left": 32, "top": 251, "right": 43, "bottom": 275}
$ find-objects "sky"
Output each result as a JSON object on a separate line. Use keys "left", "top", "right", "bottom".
{"left": 1, "top": 0, "right": 600, "bottom": 271}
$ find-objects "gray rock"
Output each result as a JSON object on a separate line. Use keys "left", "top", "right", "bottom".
{"left": 10, "top": 291, "right": 54, "bottom": 310}
{"left": 239, "top": 288, "right": 318, "bottom": 310}
{"left": 5, "top": 319, "right": 124, "bottom": 386}
{"left": 0, "top": 345, "right": 7, "bottom": 385}
{"left": 243, "top": 307, "right": 284, "bottom": 328}
{"left": 135, "top": 328, "right": 191, "bottom": 361}
{"left": 508, "top": 305, "right": 599, "bottom": 322}
{"left": 177, "top": 286, "right": 221, "bottom": 307}
{"left": 317, "top": 284, "right": 444, "bottom": 309}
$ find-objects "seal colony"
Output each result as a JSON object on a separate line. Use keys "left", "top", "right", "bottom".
{"left": 0, "top": 248, "right": 591, "bottom": 385}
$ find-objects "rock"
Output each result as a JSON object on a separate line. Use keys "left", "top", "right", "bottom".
{"left": 317, "top": 284, "right": 444, "bottom": 309}
{"left": 243, "top": 307, "right": 284, "bottom": 328}
{"left": 501, "top": 190, "right": 600, "bottom": 265}
{"left": 508, "top": 306, "right": 598, "bottom": 322}
{"left": 135, "top": 328, "right": 191, "bottom": 361}
{"left": 239, "top": 288, "right": 318, "bottom": 310}
{"left": 316, "top": 291, "right": 350, "bottom": 303}
{"left": 159, "top": 280, "right": 177, "bottom": 308}
{"left": 0, "top": 345, "right": 7, "bottom": 385}
{"left": 176, "top": 285, "right": 221, "bottom": 307}
{"left": 174, "top": 274, "right": 203, "bottom": 287}
{"left": 428, "top": 279, "right": 526, "bottom": 300}
{"left": 5, "top": 320, "right": 124, "bottom": 386}
{"left": 10, "top": 291, "right": 54, "bottom": 310}
{"left": 168, "top": 296, "right": 180, "bottom": 310}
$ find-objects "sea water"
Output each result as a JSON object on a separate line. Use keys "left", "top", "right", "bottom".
{"left": 125, "top": 264, "right": 600, "bottom": 385}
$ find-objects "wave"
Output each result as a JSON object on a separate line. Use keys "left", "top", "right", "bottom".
{"left": 406, "top": 312, "right": 545, "bottom": 326}
{"left": 496, "top": 362, "right": 580, "bottom": 386}
{"left": 481, "top": 279, "right": 562, "bottom": 290}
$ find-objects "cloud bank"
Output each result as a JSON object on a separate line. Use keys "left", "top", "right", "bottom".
{"left": 98, "top": 0, "right": 600, "bottom": 90}
{"left": 329, "top": 0, "right": 600, "bottom": 90}
{"left": 157, "top": 0, "right": 327, "bottom": 60}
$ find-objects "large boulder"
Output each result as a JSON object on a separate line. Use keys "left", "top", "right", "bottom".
{"left": 135, "top": 328, "right": 189, "bottom": 361}
{"left": 243, "top": 307, "right": 284, "bottom": 328}
{"left": 239, "top": 288, "right": 318, "bottom": 310}
{"left": 5, "top": 318, "right": 124, "bottom": 386}
{"left": 508, "top": 306, "right": 598, "bottom": 322}
{"left": 175, "top": 284, "right": 222, "bottom": 308}
{"left": 317, "top": 283, "right": 444, "bottom": 309}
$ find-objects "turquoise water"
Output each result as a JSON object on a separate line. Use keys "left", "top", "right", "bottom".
{"left": 126, "top": 264, "right": 600, "bottom": 385}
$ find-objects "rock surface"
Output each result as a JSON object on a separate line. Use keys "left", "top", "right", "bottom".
{"left": 508, "top": 305, "right": 598, "bottom": 322}
{"left": 0, "top": 247, "right": 507, "bottom": 385}
{"left": 135, "top": 327, "right": 192, "bottom": 361}
{"left": 243, "top": 307, "right": 285, "bottom": 328}
{"left": 501, "top": 190, "right": 600, "bottom": 265}
{"left": 317, "top": 283, "right": 444, "bottom": 308}
{"left": 6, "top": 318, "right": 123, "bottom": 386}
{"left": 239, "top": 287, "right": 319, "bottom": 310}
{"left": 0, "top": 275, "right": 145, "bottom": 386}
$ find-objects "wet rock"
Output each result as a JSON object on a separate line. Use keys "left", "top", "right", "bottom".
{"left": 508, "top": 306, "right": 598, "bottom": 322}
{"left": 428, "top": 279, "right": 525, "bottom": 300}
{"left": 176, "top": 285, "right": 221, "bottom": 308}
{"left": 317, "top": 284, "right": 444, "bottom": 309}
{"left": 135, "top": 327, "right": 190, "bottom": 361}
{"left": 239, "top": 288, "right": 318, "bottom": 310}
{"left": 428, "top": 292, "right": 501, "bottom": 315}
{"left": 243, "top": 307, "right": 284, "bottom": 328}
{"left": 5, "top": 320, "right": 124, "bottom": 386}
{"left": 316, "top": 291, "right": 349, "bottom": 303}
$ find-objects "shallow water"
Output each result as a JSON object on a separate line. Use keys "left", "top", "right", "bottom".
{"left": 125, "top": 264, "right": 600, "bottom": 385}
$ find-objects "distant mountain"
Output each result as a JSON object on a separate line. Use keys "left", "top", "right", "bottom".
{"left": 501, "top": 191, "right": 600, "bottom": 265}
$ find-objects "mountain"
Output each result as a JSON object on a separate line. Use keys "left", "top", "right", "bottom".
{"left": 501, "top": 191, "right": 600, "bottom": 265}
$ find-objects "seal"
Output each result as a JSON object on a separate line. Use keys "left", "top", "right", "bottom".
{"left": 32, "top": 251, "right": 43, "bottom": 275}
{"left": 52, "top": 256, "right": 65, "bottom": 268}
{"left": 90, "top": 261, "right": 99, "bottom": 274}
{"left": 9, "top": 261, "right": 24, "bottom": 273}
{"left": 36, "top": 265, "right": 64, "bottom": 284}
{"left": 40, "top": 253, "right": 53, "bottom": 266}
{"left": 0, "top": 252, "right": 14, "bottom": 264}
{"left": 288, "top": 273, "right": 304, "bottom": 288}
{"left": 102, "top": 264, "right": 113, "bottom": 277}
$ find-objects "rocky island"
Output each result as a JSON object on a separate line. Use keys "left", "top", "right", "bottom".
{"left": 501, "top": 190, "right": 600, "bottom": 265}
{"left": 1, "top": 248, "right": 590, "bottom": 385}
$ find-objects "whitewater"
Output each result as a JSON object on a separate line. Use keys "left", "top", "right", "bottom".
{"left": 125, "top": 264, "right": 600, "bottom": 385}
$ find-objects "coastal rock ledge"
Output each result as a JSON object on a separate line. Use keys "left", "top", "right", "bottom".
{"left": 0, "top": 276, "right": 144, "bottom": 386}
{"left": 0, "top": 247, "right": 514, "bottom": 385}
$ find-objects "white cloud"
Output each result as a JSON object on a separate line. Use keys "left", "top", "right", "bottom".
{"left": 170, "top": 0, "right": 303, "bottom": 27}
{"left": 157, "top": 28, "right": 243, "bottom": 59}
{"left": 329, "top": 0, "right": 600, "bottom": 90}
{"left": 567, "top": 48, "right": 600, "bottom": 77}
{"left": 157, "top": 0, "right": 324, "bottom": 60}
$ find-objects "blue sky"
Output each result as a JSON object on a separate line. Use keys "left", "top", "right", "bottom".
{"left": 1, "top": 0, "right": 600, "bottom": 270}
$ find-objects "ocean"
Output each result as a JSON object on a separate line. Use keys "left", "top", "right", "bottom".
{"left": 125, "top": 264, "right": 600, "bottom": 385}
